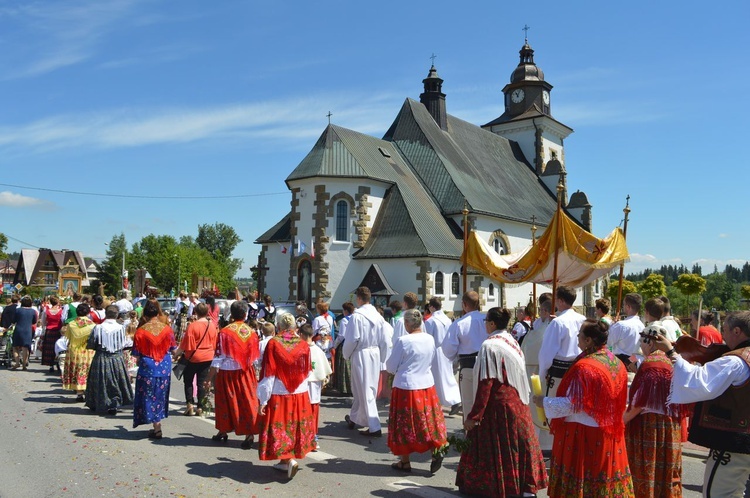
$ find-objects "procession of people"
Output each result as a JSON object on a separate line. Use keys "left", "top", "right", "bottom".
{"left": 1, "top": 285, "right": 749, "bottom": 496}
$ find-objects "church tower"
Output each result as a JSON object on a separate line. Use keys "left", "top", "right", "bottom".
{"left": 483, "top": 39, "right": 573, "bottom": 182}
{"left": 420, "top": 64, "right": 448, "bottom": 131}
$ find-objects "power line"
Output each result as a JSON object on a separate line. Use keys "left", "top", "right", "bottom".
{"left": 4, "top": 234, "right": 41, "bottom": 249}
{"left": 0, "top": 182, "right": 288, "bottom": 200}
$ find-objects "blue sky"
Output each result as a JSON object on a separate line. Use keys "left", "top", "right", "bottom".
{"left": 1, "top": 0, "right": 748, "bottom": 279}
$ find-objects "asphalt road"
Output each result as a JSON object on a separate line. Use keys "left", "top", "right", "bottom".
{"left": 0, "top": 358, "right": 725, "bottom": 497}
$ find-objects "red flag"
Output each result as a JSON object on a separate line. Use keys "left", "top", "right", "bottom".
{"left": 310, "top": 238, "right": 315, "bottom": 258}
{"left": 281, "top": 245, "right": 287, "bottom": 254}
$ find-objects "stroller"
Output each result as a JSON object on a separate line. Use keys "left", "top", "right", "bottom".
{"left": 0, "top": 326, "right": 13, "bottom": 368}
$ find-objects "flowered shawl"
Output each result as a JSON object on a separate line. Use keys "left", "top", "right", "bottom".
{"left": 133, "top": 320, "right": 175, "bottom": 362}
{"left": 261, "top": 333, "right": 311, "bottom": 393}
{"left": 474, "top": 330, "right": 530, "bottom": 404}
{"left": 552, "top": 346, "right": 627, "bottom": 437}
{"left": 218, "top": 321, "right": 259, "bottom": 370}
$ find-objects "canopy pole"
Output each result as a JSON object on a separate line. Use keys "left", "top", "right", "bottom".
{"left": 530, "top": 215, "right": 538, "bottom": 319}
{"left": 614, "top": 195, "right": 631, "bottom": 318}
{"left": 551, "top": 178, "right": 564, "bottom": 313}
{"left": 462, "top": 201, "right": 469, "bottom": 296}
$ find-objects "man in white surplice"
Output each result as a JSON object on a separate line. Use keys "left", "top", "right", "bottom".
{"left": 342, "top": 286, "right": 388, "bottom": 437}
{"left": 424, "top": 296, "right": 461, "bottom": 414}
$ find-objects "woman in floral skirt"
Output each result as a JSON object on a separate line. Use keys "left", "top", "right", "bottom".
{"left": 456, "top": 307, "right": 548, "bottom": 496}
{"left": 132, "top": 299, "right": 175, "bottom": 439}
{"left": 62, "top": 303, "right": 96, "bottom": 401}
{"left": 257, "top": 313, "right": 315, "bottom": 480}
{"left": 385, "top": 309, "right": 447, "bottom": 473}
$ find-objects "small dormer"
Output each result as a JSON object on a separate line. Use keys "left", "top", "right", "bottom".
{"left": 567, "top": 190, "right": 592, "bottom": 231}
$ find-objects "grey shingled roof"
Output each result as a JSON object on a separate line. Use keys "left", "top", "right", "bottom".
{"left": 285, "top": 124, "right": 462, "bottom": 259}
{"left": 483, "top": 103, "right": 573, "bottom": 132}
{"left": 255, "top": 213, "right": 291, "bottom": 243}
{"left": 384, "top": 98, "right": 557, "bottom": 224}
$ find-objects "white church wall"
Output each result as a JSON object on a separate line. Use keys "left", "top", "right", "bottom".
{"left": 262, "top": 244, "right": 291, "bottom": 302}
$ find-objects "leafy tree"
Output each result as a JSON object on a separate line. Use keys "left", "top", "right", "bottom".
{"left": 606, "top": 279, "right": 637, "bottom": 304}
{"left": 637, "top": 273, "right": 667, "bottom": 300}
{"left": 703, "top": 273, "right": 738, "bottom": 311}
{"left": 741, "top": 285, "right": 750, "bottom": 309}
{"left": 196, "top": 223, "right": 243, "bottom": 279}
{"left": 99, "top": 233, "right": 128, "bottom": 295}
{"left": 0, "top": 232, "right": 7, "bottom": 258}
{"left": 673, "top": 273, "right": 707, "bottom": 315}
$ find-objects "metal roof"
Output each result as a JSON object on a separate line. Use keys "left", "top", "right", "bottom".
{"left": 384, "top": 98, "right": 557, "bottom": 224}
{"left": 255, "top": 213, "right": 291, "bottom": 243}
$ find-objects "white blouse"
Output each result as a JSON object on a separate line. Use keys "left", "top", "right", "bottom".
{"left": 385, "top": 332, "right": 435, "bottom": 390}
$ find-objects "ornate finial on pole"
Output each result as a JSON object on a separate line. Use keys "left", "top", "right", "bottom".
{"left": 530, "top": 215, "right": 538, "bottom": 242}
{"left": 326, "top": 111, "right": 333, "bottom": 125}
{"left": 430, "top": 53, "right": 437, "bottom": 66}
{"left": 522, "top": 24, "right": 530, "bottom": 42}
{"left": 615, "top": 195, "right": 632, "bottom": 318}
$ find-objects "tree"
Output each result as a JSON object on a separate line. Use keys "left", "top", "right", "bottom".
{"left": 673, "top": 273, "right": 707, "bottom": 315}
{"left": 740, "top": 285, "right": 750, "bottom": 309}
{"left": 196, "top": 223, "right": 243, "bottom": 279}
{"left": 637, "top": 273, "right": 667, "bottom": 300}
{"left": 0, "top": 232, "right": 7, "bottom": 258}
{"left": 100, "top": 233, "right": 128, "bottom": 294}
{"left": 606, "top": 279, "right": 638, "bottom": 303}
{"left": 703, "top": 273, "right": 738, "bottom": 311}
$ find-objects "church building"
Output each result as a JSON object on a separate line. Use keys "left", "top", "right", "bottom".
{"left": 255, "top": 40, "right": 597, "bottom": 314}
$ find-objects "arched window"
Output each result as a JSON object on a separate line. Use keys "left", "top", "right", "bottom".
{"left": 493, "top": 238, "right": 506, "bottom": 255}
{"left": 489, "top": 283, "right": 495, "bottom": 297}
{"left": 435, "top": 272, "right": 444, "bottom": 295}
{"left": 335, "top": 200, "right": 349, "bottom": 241}
{"left": 451, "top": 272, "right": 460, "bottom": 295}
{"left": 297, "top": 260, "right": 312, "bottom": 308}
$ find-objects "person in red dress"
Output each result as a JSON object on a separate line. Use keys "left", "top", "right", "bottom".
{"left": 257, "top": 313, "right": 315, "bottom": 480}
{"left": 385, "top": 308, "right": 447, "bottom": 473}
{"left": 624, "top": 321, "right": 687, "bottom": 497}
{"left": 533, "top": 318, "right": 634, "bottom": 497}
{"left": 456, "top": 307, "right": 548, "bottom": 496}
{"left": 691, "top": 309, "right": 722, "bottom": 346}
{"left": 205, "top": 300, "right": 260, "bottom": 449}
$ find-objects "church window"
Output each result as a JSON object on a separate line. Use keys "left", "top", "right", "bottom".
{"left": 435, "top": 272, "right": 444, "bottom": 295}
{"left": 451, "top": 272, "right": 460, "bottom": 295}
{"left": 489, "top": 283, "right": 495, "bottom": 297}
{"left": 493, "top": 238, "right": 506, "bottom": 255}
{"left": 335, "top": 200, "right": 349, "bottom": 241}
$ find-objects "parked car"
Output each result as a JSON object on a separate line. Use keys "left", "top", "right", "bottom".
{"left": 156, "top": 297, "right": 177, "bottom": 318}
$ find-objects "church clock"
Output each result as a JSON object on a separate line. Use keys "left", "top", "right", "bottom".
{"left": 542, "top": 90, "right": 550, "bottom": 105}
{"left": 511, "top": 88, "right": 525, "bottom": 103}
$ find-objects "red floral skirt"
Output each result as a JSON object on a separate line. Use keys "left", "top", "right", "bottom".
{"left": 387, "top": 386, "right": 446, "bottom": 455}
{"left": 626, "top": 412, "right": 683, "bottom": 497}
{"left": 456, "top": 381, "right": 548, "bottom": 496}
{"left": 258, "top": 391, "right": 316, "bottom": 460}
{"left": 214, "top": 368, "right": 259, "bottom": 436}
{"left": 311, "top": 402, "right": 320, "bottom": 433}
{"left": 549, "top": 422, "right": 634, "bottom": 497}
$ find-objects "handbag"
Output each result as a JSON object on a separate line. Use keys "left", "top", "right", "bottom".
{"left": 173, "top": 320, "right": 211, "bottom": 380}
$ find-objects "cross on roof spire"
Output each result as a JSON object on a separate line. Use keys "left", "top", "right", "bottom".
{"left": 326, "top": 111, "right": 332, "bottom": 125}
{"left": 522, "top": 24, "right": 530, "bottom": 42}
{"left": 430, "top": 53, "right": 437, "bottom": 66}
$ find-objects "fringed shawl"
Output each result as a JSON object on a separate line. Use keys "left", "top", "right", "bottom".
{"left": 630, "top": 350, "right": 691, "bottom": 418}
{"left": 552, "top": 347, "right": 628, "bottom": 437}
{"left": 475, "top": 331, "right": 531, "bottom": 404}
{"left": 219, "top": 321, "right": 259, "bottom": 370}
{"left": 134, "top": 320, "right": 175, "bottom": 362}
{"left": 261, "top": 334, "right": 311, "bottom": 393}
{"left": 90, "top": 320, "right": 127, "bottom": 353}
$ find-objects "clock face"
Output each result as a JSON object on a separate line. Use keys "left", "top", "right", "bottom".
{"left": 542, "top": 91, "right": 550, "bottom": 105}
{"left": 511, "top": 89, "right": 525, "bottom": 104}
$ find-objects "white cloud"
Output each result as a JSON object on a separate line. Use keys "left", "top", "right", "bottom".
{"left": 554, "top": 102, "right": 666, "bottom": 127}
{"left": 718, "top": 233, "right": 729, "bottom": 238}
{"left": 1, "top": 0, "right": 143, "bottom": 79}
{"left": 0, "top": 191, "right": 54, "bottom": 209}
{"left": 0, "top": 92, "right": 402, "bottom": 152}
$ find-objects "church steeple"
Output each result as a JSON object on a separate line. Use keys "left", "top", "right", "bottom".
{"left": 419, "top": 63, "right": 447, "bottom": 131}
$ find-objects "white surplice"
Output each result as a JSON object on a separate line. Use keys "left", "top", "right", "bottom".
{"left": 424, "top": 310, "right": 461, "bottom": 406}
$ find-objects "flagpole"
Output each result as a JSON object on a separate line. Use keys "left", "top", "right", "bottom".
{"left": 462, "top": 200, "right": 469, "bottom": 296}
{"left": 530, "top": 215, "right": 538, "bottom": 319}
{"left": 615, "top": 195, "right": 631, "bottom": 318}
{"left": 551, "top": 177, "right": 564, "bottom": 313}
